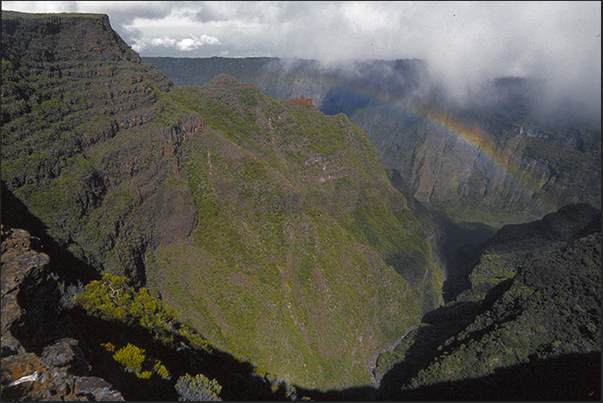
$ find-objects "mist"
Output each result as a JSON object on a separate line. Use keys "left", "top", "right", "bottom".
{"left": 4, "top": 1, "right": 601, "bottom": 125}
{"left": 298, "top": 2, "right": 601, "bottom": 126}
{"left": 411, "top": 2, "right": 601, "bottom": 126}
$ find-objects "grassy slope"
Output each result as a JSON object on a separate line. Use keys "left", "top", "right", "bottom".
{"left": 144, "top": 76, "right": 442, "bottom": 388}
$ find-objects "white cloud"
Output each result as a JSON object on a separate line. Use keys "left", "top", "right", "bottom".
{"left": 130, "top": 33, "right": 220, "bottom": 53}
{"left": 151, "top": 37, "right": 177, "bottom": 47}
{"left": 175, "top": 34, "right": 221, "bottom": 51}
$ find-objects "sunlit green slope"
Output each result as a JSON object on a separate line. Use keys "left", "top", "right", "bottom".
{"left": 144, "top": 76, "right": 443, "bottom": 388}
{"left": 1, "top": 11, "right": 443, "bottom": 390}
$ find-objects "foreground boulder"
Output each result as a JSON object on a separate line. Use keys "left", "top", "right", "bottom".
{"left": 1, "top": 226, "right": 124, "bottom": 401}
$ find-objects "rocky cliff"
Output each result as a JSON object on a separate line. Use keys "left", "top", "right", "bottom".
{"left": 2, "top": 11, "right": 186, "bottom": 284}
{"left": 1, "top": 226, "right": 124, "bottom": 401}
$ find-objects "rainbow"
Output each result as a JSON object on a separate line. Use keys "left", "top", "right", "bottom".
{"left": 417, "top": 105, "right": 557, "bottom": 215}
{"left": 321, "top": 85, "right": 558, "bottom": 216}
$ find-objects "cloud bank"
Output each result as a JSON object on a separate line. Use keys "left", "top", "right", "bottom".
{"left": 135, "top": 34, "right": 220, "bottom": 52}
{"left": 3, "top": 1, "right": 601, "bottom": 122}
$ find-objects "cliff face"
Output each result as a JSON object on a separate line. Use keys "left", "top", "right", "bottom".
{"left": 2, "top": 11, "right": 184, "bottom": 284}
{"left": 362, "top": 99, "right": 601, "bottom": 224}
{"left": 2, "top": 11, "right": 172, "bottom": 148}
{"left": 145, "top": 57, "right": 601, "bottom": 225}
{"left": 1, "top": 11, "right": 443, "bottom": 390}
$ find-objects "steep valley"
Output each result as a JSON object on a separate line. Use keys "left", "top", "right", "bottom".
{"left": 2, "top": 10, "right": 442, "bottom": 393}
{"left": 1, "top": 10, "right": 600, "bottom": 401}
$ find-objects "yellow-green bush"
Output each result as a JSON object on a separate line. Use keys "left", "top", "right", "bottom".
{"left": 110, "top": 343, "right": 170, "bottom": 380}
{"left": 76, "top": 272, "right": 211, "bottom": 351}
{"left": 113, "top": 343, "right": 145, "bottom": 374}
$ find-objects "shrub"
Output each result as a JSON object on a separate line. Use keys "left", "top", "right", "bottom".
{"left": 175, "top": 373, "right": 222, "bottom": 401}
{"left": 110, "top": 343, "right": 170, "bottom": 380}
{"left": 76, "top": 273, "right": 213, "bottom": 350}
{"left": 113, "top": 343, "right": 146, "bottom": 374}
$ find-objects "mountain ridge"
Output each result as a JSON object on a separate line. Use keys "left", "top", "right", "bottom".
{"left": 1, "top": 10, "right": 443, "bottom": 390}
{"left": 143, "top": 73, "right": 443, "bottom": 387}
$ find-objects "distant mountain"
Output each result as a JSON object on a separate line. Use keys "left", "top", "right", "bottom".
{"left": 145, "top": 56, "right": 601, "bottom": 226}
{"left": 1, "top": 11, "right": 443, "bottom": 391}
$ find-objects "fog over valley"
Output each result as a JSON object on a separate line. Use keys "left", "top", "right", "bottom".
{"left": 4, "top": 1, "right": 601, "bottom": 124}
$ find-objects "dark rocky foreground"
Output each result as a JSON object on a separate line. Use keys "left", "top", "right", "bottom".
{"left": 1, "top": 226, "right": 124, "bottom": 400}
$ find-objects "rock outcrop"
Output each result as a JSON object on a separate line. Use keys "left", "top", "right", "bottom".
{"left": 1, "top": 226, "right": 124, "bottom": 401}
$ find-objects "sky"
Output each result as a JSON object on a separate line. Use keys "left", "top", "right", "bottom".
{"left": 3, "top": 1, "right": 601, "bottom": 121}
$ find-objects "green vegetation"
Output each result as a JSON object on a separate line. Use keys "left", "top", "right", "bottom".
{"left": 409, "top": 233, "right": 600, "bottom": 387}
{"left": 76, "top": 273, "right": 210, "bottom": 351}
{"left": 373, "top": 327, "right": 417, "bottom": 379}
{"left": 462, "top": 253, "right": 516, "bottom": 302}
{"left": 176, "top": 373, "right": 222, "bottom": 401}
{"left": 103, "top": 342, "right": 170, "bottom": 380}
{"left": 287, "top": 108, "right": 348, "bottom": 156}
{"left": 2, "top": 12, "right": 444, "bottom": 390}
{"left": 424, "top": 197, "right": 540, "bottom": 229}
{"left": 2, "top": 11, "right": 174, "bottom": 281}
{"left": 140, "top": 77, "right": 442, "bottom": 388}
{"left": 372, "top": 204, "right": 601, "bottom": 397}
{"left": 378, "top": 223, "right": 601, "bottom": 393}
